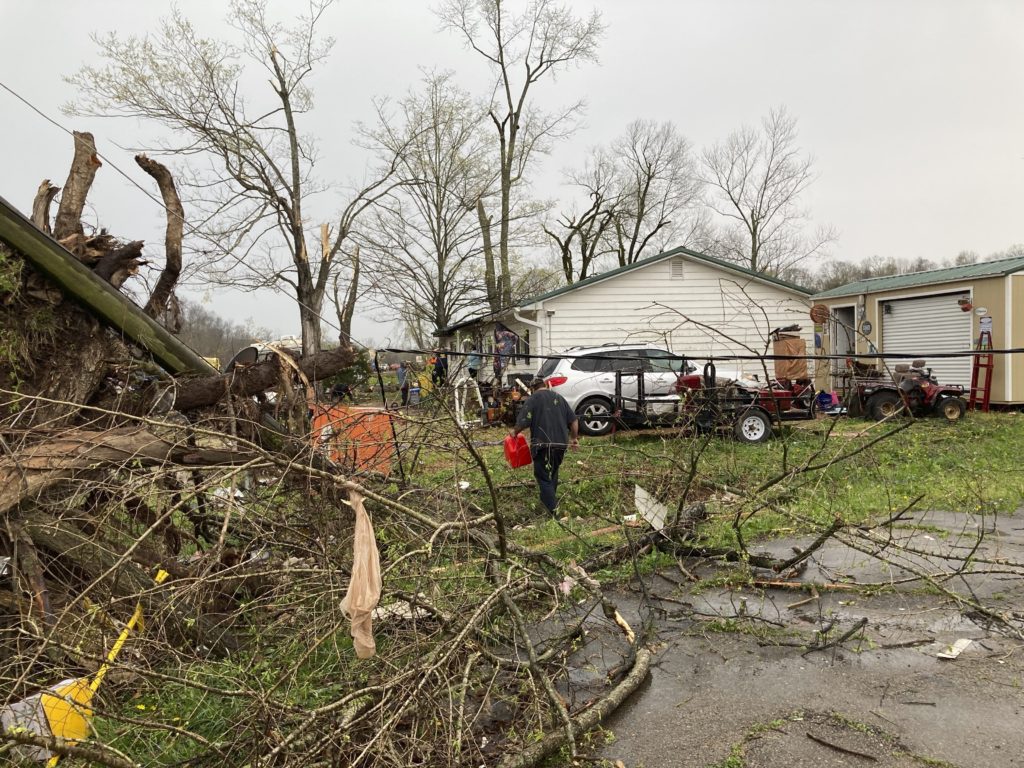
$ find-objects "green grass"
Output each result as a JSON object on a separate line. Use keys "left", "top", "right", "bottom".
{"left": 87, "top": 413, "right": 1022, "bottom": 763}
{"left": 476, "top": 414, "right": 1024, "bottom": 561}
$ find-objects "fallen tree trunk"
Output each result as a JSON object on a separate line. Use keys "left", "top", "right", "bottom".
{"left": 0, "top": 427, "right": 251, "bottom": 516}
{"left": 169, "top": 344, "right": 358, "bottom": 411}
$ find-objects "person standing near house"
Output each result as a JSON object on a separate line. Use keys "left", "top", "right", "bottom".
{"left": 397, "top": 361, "right": 410, "bottom": 406}
{"left": 432, "top": 348, "right": 449, "bottom": 387}
{"left": 513, "top": 377, "right": 579, "bottom": 514}
{"left": 466, "top": 345, "right": 482, "bottom": 380}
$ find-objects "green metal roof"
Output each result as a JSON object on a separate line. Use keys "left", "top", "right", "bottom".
{"left": 517, "top": 246, "right": 812, "bottom": 307}
{"left": 812, "top": 255, "right": 1024, "bottom": 299}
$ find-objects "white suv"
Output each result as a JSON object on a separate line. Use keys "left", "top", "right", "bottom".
{"left": 534, "top": 344, "right": 690, "bottom": 436}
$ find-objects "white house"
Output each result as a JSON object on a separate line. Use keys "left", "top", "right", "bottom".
{"left": 436, "top": 246, "right": 814, "bottom": 381}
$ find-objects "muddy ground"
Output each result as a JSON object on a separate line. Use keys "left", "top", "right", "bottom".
{"left": 583, "top": 509, "right": 1024, "bottom": 767}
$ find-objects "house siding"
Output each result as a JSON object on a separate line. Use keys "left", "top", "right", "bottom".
{"left": 535, "top": 256, "right": 812, "bottom": 377}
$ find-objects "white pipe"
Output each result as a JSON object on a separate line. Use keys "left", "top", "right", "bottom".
{"left": 513, "top": 307, "right": 544, "bottom": 357}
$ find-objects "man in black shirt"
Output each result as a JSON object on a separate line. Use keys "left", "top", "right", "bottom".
{"left": 513, "top": 378, "right": 579, "bottom": 514}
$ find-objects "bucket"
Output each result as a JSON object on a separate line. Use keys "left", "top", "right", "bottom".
{"left": 503, "top": 434, "right": 532, "bottom": 469}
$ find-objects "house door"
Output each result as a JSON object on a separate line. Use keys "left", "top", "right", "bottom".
{"left": 831, "top": 306, "right": 856, "bottom": 373}
{"left": 880, "top": 292, "right": 973, "bottom": 387}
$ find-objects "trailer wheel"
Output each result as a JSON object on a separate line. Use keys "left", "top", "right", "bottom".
{"left": 867, "top": 391, "right": 903, "bottom": 421}
{"left": 733, "top": 409, "right": 772, "bottom": 444}
{"left": 937, "top": 396, "right": 966, "bottom": 422}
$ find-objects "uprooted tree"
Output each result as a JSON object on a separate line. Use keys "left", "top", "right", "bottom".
{"left": 0, "top": 129, "right": 656, "bottom": 767}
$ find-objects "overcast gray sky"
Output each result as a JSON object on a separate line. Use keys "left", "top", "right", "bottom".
{"left": 2, "top": 0, "right": 1022, "bottom": 347}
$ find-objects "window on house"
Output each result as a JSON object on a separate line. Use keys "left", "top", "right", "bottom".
{"left": 515, "top": 329, "right": 531, "bottom": 363}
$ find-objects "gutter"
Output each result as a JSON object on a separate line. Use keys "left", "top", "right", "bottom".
{"left": 0, "top": 194, "right": 217, "bottom": 376}
{"left": 513, "top": 307, "right": 544, "bottom": 346}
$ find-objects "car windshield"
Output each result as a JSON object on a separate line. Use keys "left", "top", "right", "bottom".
{"left": 536, "top": 357, "right": 561, "bottom": 377}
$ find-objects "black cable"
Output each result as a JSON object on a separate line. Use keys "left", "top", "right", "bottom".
{"left": 381, "top": 346, "right": 1023, "bottom": 363}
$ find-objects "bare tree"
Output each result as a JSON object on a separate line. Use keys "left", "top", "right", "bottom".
{"left": 65, "top": 0, "right": 400, "bottom": 356}
{"left": 701, "top": 107, "right": 835, "bottom": 275}
{"left": 548, "top": 120, "right": 708, "bottom": 283}
{"left": 611, "top": 119, "right": 708, "bottom": 266}
{"left": 544, "top": 148, "right": 619, "bottom": 283}
{"left": 438, "top": 0, "right": 604, "bottom": 311}
{"left": 360, "top": 73, "right": 495, "bottom": 337}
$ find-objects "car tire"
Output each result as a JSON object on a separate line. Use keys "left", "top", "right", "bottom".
{"left": 733, "top": 408, "right": 771, "bottom": 444}
{"left": 936, "top": 396, "right": 966, "bottom": 422}
{"left": 576, "top": 397, "right": 614, "bottom": 437}
{"left": 868, "top": 391, "right": 903, "bottom": 421}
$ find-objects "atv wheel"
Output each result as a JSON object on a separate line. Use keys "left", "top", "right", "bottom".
{"left": 733, "top": 409, "right": 772, "bottom": 444}
{"left": 937, "top": 396, "right": 967, "bottom": 422}
{"left": 867, "top": 391, "right": 903, "bottom": 421}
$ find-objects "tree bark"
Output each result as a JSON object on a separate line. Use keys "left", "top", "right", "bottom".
{"left": 338, "top": 244, "right": 360, "bottom": 341}
{"left": 0, "top": 427, "right": 252, "bottom": 516}
{"left": 53, "top": 131, "right": 102, "bottom": 240}
{"left": 31, "top": 179, "right": 60, "bottom": 234}
{"left": 93, "top": 239, "right": 145, "bottom": 288}
{"left": 477, "top": 199, "right": 499, "bottom": 313}
{"left": 136, "top": 154, "right": 183, "bottom": 330}
{"left": 170, "top": 343, "right": 357, "bottom": 411}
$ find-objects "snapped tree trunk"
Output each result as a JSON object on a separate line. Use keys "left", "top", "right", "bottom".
{"left": 53, "top": 131, "right": 101, "bottom": 241}
{"left": 0, "top": 427, "right": 252, "bottom": 516}
{"left": 31, "top": 180, "right": 59, "bottom": 234}
{"left": 136, "top": 154, "right": 183, "bottom": 330}
{"left": 477, "top": 199, "right": 499, "bottom": 314}
{"left": 338, "top": 244, "right": 360, "bottom": 342}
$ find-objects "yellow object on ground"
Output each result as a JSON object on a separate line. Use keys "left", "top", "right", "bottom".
{"left": 0, "top": 569, "right": 168, "bottom": 765}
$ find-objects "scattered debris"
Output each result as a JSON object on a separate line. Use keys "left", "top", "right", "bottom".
{"left": 634, "top": 485, "right": 669, "bottom": 531}
{"left": 937, "top": 638, "right": 973, "bottom": 660}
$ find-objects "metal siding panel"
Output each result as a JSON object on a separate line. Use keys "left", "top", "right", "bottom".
{"left": 881, "top": 292, "right": 973, "bottom": 387}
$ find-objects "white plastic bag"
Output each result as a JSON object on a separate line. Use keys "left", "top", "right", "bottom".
{"left": 340, "top": 490, "right": 382, "bottom": 659}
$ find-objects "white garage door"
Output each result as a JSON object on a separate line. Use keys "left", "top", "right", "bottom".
{"left": 880, "top": 292, "right": 973, "bottom": 387}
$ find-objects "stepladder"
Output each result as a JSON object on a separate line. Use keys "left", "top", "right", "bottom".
{"left": 968, "top": 329, "right": 993, "bottom": 412}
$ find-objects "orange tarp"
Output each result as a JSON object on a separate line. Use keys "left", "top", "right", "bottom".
{"left": 311, "top": 405, "right": 395, "bottom": 476}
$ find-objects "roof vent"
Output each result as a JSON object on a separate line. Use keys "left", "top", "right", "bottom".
{"left": 670, "top": 258, "right": 684, "bottom": 279}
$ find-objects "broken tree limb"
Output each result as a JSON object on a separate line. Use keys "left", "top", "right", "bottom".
{"left": 0, "top": 427, "right": 252, "bottom": 516}
{"left": 752, "top": 579, "right": 860, "bottom": 592}
{"left": 93, "top": 239, "right": 145, "bottom": 288}
{"left": 31, "top": 179, "right": 59, "bottom": 234}
{"left": 772, "top": 517, "right": 845, "bottom": 573}
{"left": 53, "top": 131, "right": 101, "bottom": 241}
{"left": 169, "top": 344, "right": 358, "bottom": 411}
{"left": 495, "top": 647, "right": 652, "bottom": 768}
{"left": 136, "top": 154, "right": 183, "bottom": 329}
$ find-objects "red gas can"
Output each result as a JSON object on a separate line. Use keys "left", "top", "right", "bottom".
{"left": 503, "top": 434, "right": 532, "bottom": 469}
